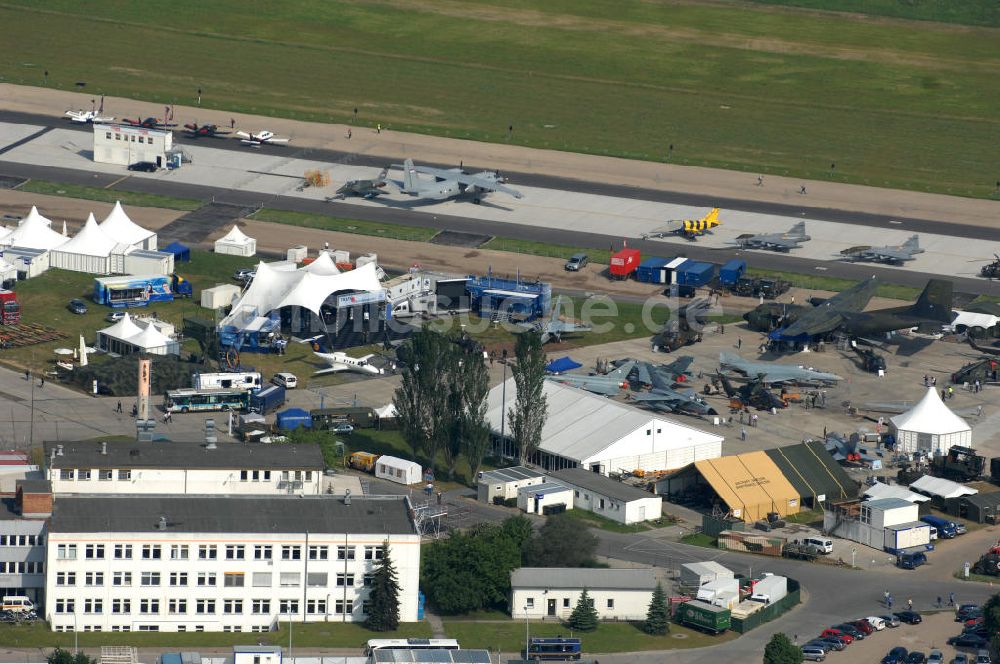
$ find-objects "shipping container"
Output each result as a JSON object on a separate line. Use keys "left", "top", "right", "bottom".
{"left": 609, "top": 248, "right": 641, "bottom": 279}
{"left": 635, "top": 257, "right": 671, "bottom": 284}
{"left": 250, "top": 384, "right": 286, "bottom": 414}
{"left": 276, "top": 407, "right": 312, "bottom": 430}
{"left": 661, "top": 257, "right": 690, "bottom": 285}
{"left": 676, "top": 261, "right": 716, "bottom": 287}
{"left": 676, "top": 600, "right": 731, "bottom": 634}
{"left": 749, "top": 575, "right": 788, "bottom": 604}
{"left": 311, "top": 406, "right": 375, "bottom": 429}
{"left": 719, "top": 259, "right": 747, "bottom": 286}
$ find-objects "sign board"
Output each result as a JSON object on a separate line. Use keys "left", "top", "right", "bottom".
{"left": 336, "top": 290, "right": 386, "bottom": 307}
{"left": 137, "top": 358, "right": 151, "bottom": 421}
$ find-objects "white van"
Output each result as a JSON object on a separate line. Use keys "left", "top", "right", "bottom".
{"left": 272, "top": 372, "right": 298, "bottom": 389}
{"left": 802, "top": 537, "right": 834, "bottom": 554}
{"left": 1, "top": 596, "right": 33, "bottom": 613}
{"left": 928, "top": 526, "right": 938, "bottom": 541}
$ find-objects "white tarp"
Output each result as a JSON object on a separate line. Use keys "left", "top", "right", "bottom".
{"left": 863, "top": 481, "right": 930, "bottom": 504}
{"left": 214, "top": 224, "right": 257, "bottom": 257}
{"left": 374, "top": 403, "right": 398, "bottom": 419}
{"left": 50, "top": 213, "right": 120, "bottom": 273}
{"left": 909, "top": 474, "right": 979, "bottom": 500}
{"left": 3, "top": 206, "right": 68, "bottom": 251}
{"left": 100, "top": 201, "right": 157, "bottom": 250}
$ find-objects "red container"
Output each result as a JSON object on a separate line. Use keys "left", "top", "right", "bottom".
{"left": 609, "top": 248, "right": 641, "bottom": 278}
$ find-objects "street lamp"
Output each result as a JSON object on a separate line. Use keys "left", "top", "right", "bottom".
{"left": 286, "top": 611, "right": 294, "bottom": 661}
{"left": 501, "top": 349, "right": 509, "bottom": 458}
{"left": 851, "top": 547, "right": 857, "bottom": 569}
{"left": 523, "top": 605, "right": 530, "bottom": 658}
{"left": 73, "top": 612, "right": 78, "bottom": 654}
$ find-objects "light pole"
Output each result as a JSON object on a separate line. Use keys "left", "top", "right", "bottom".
{"left": 500, "top": 349, "right": 508, "bottom": 458}
{"left": 523, "top": 605, "right": 530, "bottom": 658}
{"left": 73, "top": 613, "right": 78, "bottom": 654}
{"left": 286, "top": 611, "right": 293, "bottom": 662}
{"left": 851, "top": 547, "right": 857, "bottom": 569}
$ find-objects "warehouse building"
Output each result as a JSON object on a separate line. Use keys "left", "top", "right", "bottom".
{"left": 550, "top": 468, "right": 662, "bottom": 525}
{"left": 511, "top": 568, "right": 657, "bottom": 621}
{"left": 485, "top": 379, "right": 723, "bottom": 475}
{"left": 93, "top": 124, "right": 173, "bottom": 168}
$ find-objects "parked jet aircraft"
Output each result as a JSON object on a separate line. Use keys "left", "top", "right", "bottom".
{"left": 393, "top": 159, "right": 523, "bottom": 203}
{"left": 236, "top": 130, "right": 290, "bottom": 146}
{"left": 733, "top": 222, "right": 811, "bottom": 252}
{"left": 641, "top": 208, "right": 721, "bottom": 241}
{"left": 121, "top": 117, "right": 177, "bottom": 130}
{"left": 633, "top": 356, "right": 694, "bottom": 388}
{"left": 313, "top": 351, "right": 383, "bottom": 376}
{"left": 546, "top": 360, "right": 637, "bottom": 396}
{"left": 717, "top": 373, "right": 788, "bottom": 411}
{"left": 628, "top": 361, "right": 716, "bottom": 416}
{"left": 839, "top": 235, "right": 923, "bottom": 264}
{"left": 517, "top": 296, "right": 591, "bottom": 344}
{"left": 65, "top": 109, "right": 114, "bottom": 124}
{"left": 183, "top": 123, "right": 231, "bottom": 139}
{"left": 766, "top": 277, "right": 880, "bottom": 340}
{"left": 330, "top": 168, "right": 392, "bottom": 200}
{"left": 719, "top": 352, "right": 841, "bottom": 385}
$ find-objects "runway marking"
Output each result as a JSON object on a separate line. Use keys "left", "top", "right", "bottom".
{"left": 104, "top": 175, "right": 129, "bottom": 189}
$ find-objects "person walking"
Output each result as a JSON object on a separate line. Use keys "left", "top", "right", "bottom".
{"left": 24, "top": 369, "right": 29, "bottom": 381}
{"left": 948, "top": 385, "right": 955, "bottom": 399}
{"left": 757, "top": 175, "right": 763, "bottom": 186}
{"left": 907, "top": 597, "right": 913, "bottom": 610}
{"left": 887, "top": 595, "right": 893, "bottom": 610}
{"left": 883, "top": 590, "right": 890, "bottom": 605}
{"left": 737, "top": 337, "right": 742, "bottom": 350}
{"left": 752, "top": 413, "right": 758, "bottom": 427}
{"left": 741, "top": 427, "right": 748, "bottom": 441}
{"left": 116, "top": 400, "right": 123, "bottom": 414}
{"left": 39, "top": 376, "right": 44, "bottom": 388}
{"left": 949, "top": 592, "right": 955, "bottom": 606}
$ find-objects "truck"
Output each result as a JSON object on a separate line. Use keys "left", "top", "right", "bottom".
{"left": 718, "top": 259, "right": 747, "bottom": 287}
{"left": 0, "top": 290, "right": 20, "bottom": 324}
{"left": 349, "top": 451, "right": 381, "bottom": 473}
{"left": 749, "top": 574, "right": 788, "bottom": 604}
{"left": 250, "top": 384, "right": 286, "bottom": 414}
{"left": 311, "top": 406, "right": 375, "bottom": 429}
{"left": 675, "top": 600, "right": 730, "bottom": 634}
{"left": 172, "top": 274, "right": 193, "bottom": 298}
{"left": 920, "top": 514, "right": 961, "bottom": 538}
{"left": 93, "top": 274, "right": 176, "bottom": 308}
{"left": 932, "top": 446, "right": 985, "bottom": 482}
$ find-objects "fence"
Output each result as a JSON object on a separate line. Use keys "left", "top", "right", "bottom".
{"left": 717, "top": 529, "right": 785, "bottom": 556}
{"left": 729, "top": 579, "right": 801, "bottom": 633}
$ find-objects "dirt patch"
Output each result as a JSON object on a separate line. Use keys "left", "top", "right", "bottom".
{"left": 429, "top": 229, "right": 492, "bottom": 248}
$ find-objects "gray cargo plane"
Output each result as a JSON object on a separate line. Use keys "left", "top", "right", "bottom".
{"left": 733, "top": 222, "right": 811, "bottom": 252}
{"left": 394, "top": 159, "right": 523, "bottom": 203}
{"left": 719, "top": 352, "right": 842, "bottom": 385}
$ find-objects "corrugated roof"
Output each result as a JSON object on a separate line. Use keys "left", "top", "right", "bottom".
{"left": 45, "top": 440, "right": 324, "bottom": 470}
{"left": 550, "top": 468, "right": 660, "bottom": 503}
{"left": 864, "top": 497, "right": 916, "bottom": 511}
{"left": 479, "top": 466, "right": 546, "bottom": 484}
{"left": 681, "top": 561, "right": 732, "bottom": 577}
{"left": 962, "top": 492, "right": 1000, "bottom": 509}
{"left": 511, "top": 567, "right": 657, "bottom": 590}
{"left": 765, "top": 441, "right": 858, "bottom": 502}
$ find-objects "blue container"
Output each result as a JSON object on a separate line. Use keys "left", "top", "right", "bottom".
{"left": 250, "top": 384, "right": 286, "bottom": 414}
{"left": 676, "top": 261, "right": 716, "bottom": 286}
{"left": 635, "top": 257, "right": 671, "bottom": 284}
{"left": 719, "top": 259, "right": 747, "bottom": 286}
{"left": 418, "top": 591, "right": 426, "bottom": 620}
{"left": 276, "top": 407, "right": 312, "bottom": 430}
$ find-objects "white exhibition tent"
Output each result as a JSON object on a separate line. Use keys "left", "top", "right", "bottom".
{"left": 214, "top": 225, "right": 257, "bottom": 257}
{"left": 99, "top": 201, "right": 157, "bottom": 251}
{"left": 863, "top": 481, "right": 930, "bottom": 504}
{"left": 374, "top": 455, "right": 422, "bottom": 485}
{"left": 50, "top": 213, "right": 122, "bottom": 274}
{"left": 2, "top": 206, "right": 68, "bottom": 251}
{"left": 301, "top": 251, "right": 340, "bottom": 276}
{"left": 97, "top": 313, "right": 179, "bottom": 356}
{"left": 909, "top": 475, "right": 979, "bottom": 500}
{"left": 890, "top": 386, "right": 972, "bottom": 455}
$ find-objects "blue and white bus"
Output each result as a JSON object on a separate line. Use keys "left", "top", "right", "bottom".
{"left": 165, "top": 388, "right": 249, "bottom": 413}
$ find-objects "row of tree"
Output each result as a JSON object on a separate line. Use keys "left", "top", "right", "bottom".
{"left": 394, "top": 329, "right": 549, "bottom": 480}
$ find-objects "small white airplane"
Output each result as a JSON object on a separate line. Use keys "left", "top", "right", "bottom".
{"left": 235, "top": 130, "right": 290, "bottom": 146}
{"left": 314, "top": 351, "right": 383, "bottom": 376}
{"left": 65, "top": 109, "right": 114, "bottom": 124}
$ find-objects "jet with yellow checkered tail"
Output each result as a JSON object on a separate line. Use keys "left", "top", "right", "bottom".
{"left": 641, "top": 207, "right": 721, "bottom": 241}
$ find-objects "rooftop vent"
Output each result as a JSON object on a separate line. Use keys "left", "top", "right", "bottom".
{"left": 100, "top": 442, "right": 107, "bottom": 456}
{"left": 343, "top": 489, "right": 352, "bottom": 506}
{"left": 156, "top": 516, "right": 167, "bottom": 531}
{"left": 129, "top": 449, "right": 140, "bottom": 457}
{"left": 56, "top": 445, "right": 64, "bottom": 456}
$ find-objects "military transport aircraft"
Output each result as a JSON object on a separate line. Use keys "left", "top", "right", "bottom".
{"left": 641, "top": 208, "right": 721, "bottom": 241}
{"left": 330, "top": 168, "right": 393, "bottom": 200}
{"left": 839, "top": 235, "right": 924, "bottom": 264}
{"left": 393, "top": 159, "right": 523, "bottom": 203}
{"left": 516, "top": 296, "right": 591, "bottom": 345}
{"left": 733, "top": 222, "right": 811, "bottom": 252}
{"left": 236, "top": 130, "right": 290, "bottom": 146}
{"left": 763, "top": 277, "right": 880, "bottom": 340}
{"left": 183, "top": 123, "right": 232, "bottom": 139}
{"left": 547, "top": 360, "right": 637, "bottom": 396}
{"left": 719, "top": 352, "right": 841, "bottom": 385}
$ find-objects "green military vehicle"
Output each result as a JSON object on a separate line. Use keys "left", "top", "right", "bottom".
{"left": 675, "top": 600, "right": 731, "bottom": 634}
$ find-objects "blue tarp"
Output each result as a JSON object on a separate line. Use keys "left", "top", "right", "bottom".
{"left": 546, "top": 357, "right": 582, "bottom": 374}
{"left": 164, "top": 241, "right": 190, "bottom": 263}
{"left": 276, "top": 407, "right": 312, "bottom": 430}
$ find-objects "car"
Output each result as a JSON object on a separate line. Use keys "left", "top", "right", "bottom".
{"left": 127, "top": 161, "right": 158, "bottom": 172}
{"left": 233, "top": 268, "right": 256, "bottom": 282}
{"left": 883, "top": 648, "right": 910, "bottom": 664}
{"left": 564, "top": 253, "right": 588, "bottom": 271}
{"left": 801, "top": 645, "right": 826, "bottom": 662}
{"left": 67, "top": 298, "right": 88, "bottom": 315}
{"left": 331, "top": 422, "right": 354, "bottom": 434}
{"left": 928, "top": 651, "right": 944, "bottom": 664}
{"left": 105, "top": 311, "right": 126, "bottom": 323}
{"left": 851, "top": 619, "right": 875, "bottom": 635}
{"left": 865, "top": 616, "right": 887, "bottom": 630}
{"left": 833, "top": 623, "right": 865, "bottom": 639}
{"left": 952, "top": 654, "right": 970, "bottom": 664}
{"left": 963, "top": 625, "right": 989, "bottom": 637}
{"left": 896, "top": 610, "right": 923, "bottom": 624}
{"left": 907, "top": 653, "right": 927, "bottom": 664}
{"left": 804, "top": 641, "right": 831, "bottom": 653}
{"left": 974, "top": 650, "right": 991, "bottom": 664}
{"left": 820, "top": 629, "right": 854, "bottom": 645}
{"left": 271, "top": 372, "right": 298, "bottom": 389}
{"left": 958, "top": 606, "right": 982, "bottom": 622}
{"left": 880, "top": 614, "right": 901, "bottom": 628}
{"left": 947, "top": 634, "right": 989, "bottom": 649}
{"left": 816, "top": 637, "right": 847, "bottom": 651}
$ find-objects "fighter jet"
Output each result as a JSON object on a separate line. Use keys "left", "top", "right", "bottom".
{"left": 121, "top": 117, "right": 177, "bottom": 130}
{"left": 839, "top": 235, "right": 924, "bottom": 265}
{"left": 719, "top": 352, "right": 842, "bottom": 385}
{"left": 183, "top": 123, "right": 231, "bottom": 139}
{"left": 516, "top": 296, "right": 592, "bottom": 344}
{"left": 236, "top": 130, "right": 290, "bottom": 146}
{"left": 313, "top": 351, "right": 383, "bottom": 376}
{"left": 547, "top": 360, "right": 637, "bottom": 396}
{"left": 633, "top": 356, "right": 695, "bottom": 388}
{"left": 717, "top": 373, "right": 787, "bottom": 411}
{"left": 767, "top": 277, "right": 880, "bottom": 341}
{"left": 627, "top": 361, "right": 717, "bottom": 416}
{"left": 393, "top": 159, "right": 523, "bottom": 203}
{"left": 641, "top": 208, "right": 721, "bottom": 241}
{"left": 65, "top": 109, "right": 114, "bottom": 124}
{"left": 733, "top": 222, "right": 811, "bottom": 252}
{"left": 329, "top": 168, "right": 392, "bottom": 200}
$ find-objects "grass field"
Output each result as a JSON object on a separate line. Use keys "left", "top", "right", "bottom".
{"left": 18, "top": 180, "right": 203, "bottom": 211}
{"left": 253, "top": 209, "right": 438, "bottom": 243}
{"left": 749, "top": 0, "right": 1000, "bottom": 27}
{"left": 746, "top": 268, "right": 922, "bottom": 300}
{"left": 1, "top": 1, "right": 997, "bottom": 198}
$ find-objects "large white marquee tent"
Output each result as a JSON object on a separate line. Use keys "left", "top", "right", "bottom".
{"left": 97, "top": 313, "right": 179, "bottom": 356}
{"left": 214, "top": 225, "right": 257, "bottom": 257}
{"left": 890, "top": 386, "right": 972, "bottom": 455}
{"left": 100, "top": 201, "right": 157, "bottom": 251}
{"left": 50, "top": 213, "right": 122, "bottom": 274}
{"left": 1, "top": 206, "right": 67, "bottom": 251}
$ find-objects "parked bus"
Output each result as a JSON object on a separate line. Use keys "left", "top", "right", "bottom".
{"left": 165, "top": 388, "right": 249, "bottom": 413}
{"left": 363, "top": 639, "right": 460, "bottom": 656}
{"left": 526, "top": 637, "right": 582, "bottom": 661}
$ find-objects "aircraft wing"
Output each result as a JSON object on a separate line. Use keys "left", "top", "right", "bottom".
{"left": 872, "top": 248, "right": 910, "bottom": 261}
{"left": 629, "top": 391, "right": 681, "bottom": 404}
{"left": 314, "top": 365, "right": 347, "bottom": 375}
{"left": 404, "top": 164, "right": 523, "bottom": 198}
{"left": 546, "top": 375, "right": 620, "bottom": 396}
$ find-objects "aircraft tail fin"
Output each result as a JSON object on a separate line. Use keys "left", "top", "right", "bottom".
{"left": 787, "top": 221, "right": 807, "bottom": 238}
{"left": 703, "top": 207, "right": 720, "bottom": 228}
{"left": 401, "top": 158, "right": 417, "bottom": 192}
{"left": 903, "top": 235, "right": 922, "bottom": 252}
{"left": 909, "top": 279, "right": 953, "bottom": 323}
{"left": 717, "top": 373, "right": 737, "bottom": 398}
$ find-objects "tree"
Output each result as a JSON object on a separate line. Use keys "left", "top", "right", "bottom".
{"left": 763, "top": 633, "right": 803, "bottom": 664}
{"left": 365, "top": 541, "right": 401, "bottom": 631}
{"left": 643, "top": 582, "right": 669, "bottom": 635}
{"left": 509, "top": 332, "right": 548, "bottom": 463}
{"left": 444, "top": 340, "right": 490, "bottom": 480}
{"left": 985, "top": 593, "right": 1000, "bottom": 653}
{"left": 48, "top": 650, "right": 97, "bottom": 664}
{"left": 524, "top": 513, "right": 598, "bottom": 567}
{"left": 502, "top": 514, "right": 535, "bottom": 554}
{"left": 567, "top": 588, "right": 599, "bottom": 631}
{"left": 395, "top": 330, "right": 455, "bottom": 465}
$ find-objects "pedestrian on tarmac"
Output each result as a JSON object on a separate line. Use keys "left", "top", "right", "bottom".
{"left": 949, "top": 592, "right": 955, "bottom": 606}
{"left": 741, "top": 427, "right": 747, "bottom": 442}
{"left": 907, "top": 598, "right": 913, "bottom": 610}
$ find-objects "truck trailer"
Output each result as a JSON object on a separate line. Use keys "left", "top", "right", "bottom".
{"left": 675, "top": 600, "right": 731, "bottom": 634}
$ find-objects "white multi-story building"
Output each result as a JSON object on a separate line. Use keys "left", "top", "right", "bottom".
{"left": 93, "top": 124, "right": 173, "bottom": 168}
{"left": 45, "top": 495, "right": 420, "bottom": 632}
{"left": 44, "top": 441, "right": 325, "bottom": 496}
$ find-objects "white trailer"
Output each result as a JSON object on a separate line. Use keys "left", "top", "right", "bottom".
{"left": 192, "top": 371, "right": 262, "bottom": 391}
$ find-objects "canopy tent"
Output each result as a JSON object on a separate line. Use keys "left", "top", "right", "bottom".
{"left": 301, "top": 251, "right": 340, "bottom": 275}
{"left": 50, "top": 213, "right": 121, "bottom": 274}
{"left": 96, "top": 313, "right": 179, "bottom": 356}
{"left": 890, "top": 387, "right": 972, "bottom": 455}
{"left": 99, "top": 201, "right": 157, "bottom": 251}
{"left": 545, "top": 357, "right": 582, "bottom": 374}
{"left": 163, "top": 241, "right": 190, "bottom": 263}
{"left": 863, "top": 481, "right": 930, "bottom": 504}
{"left": 375, "top": 455, "right": 422, "bottom": 485}
{"left": 909, "top": 474, "right": 978, "bottom": 500}
{"left": 374, "top": 403, "right": 398, "bottom": 419}
{"left": 214, "top": 225, "right": 257, "bottom": 257}
{"left": 2, "top": 206, "right": 67, "bottom": 251}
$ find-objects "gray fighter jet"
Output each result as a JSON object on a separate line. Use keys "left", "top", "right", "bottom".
{"left": 394, "top": 158, "right": 523, "bottom": 203}
{"left": 733, "top": 221, "right": 811, "bottom": 252}
{"left": 517, "top": 296, "right": 592, "bottom": 344}
{"left": 329, "top": 167, "right": 392, "bottom": 200}
{"left": 719, "top": 352, "right": 842, "bottom": 385}
{"left": 628, "top": 361, "right": 717, "bottom": 416}
{"left": 839, "top": 235, "right": 923, "bottom": 265}
{"left": 547, "top": 360, "right": 636, "bottom": 396}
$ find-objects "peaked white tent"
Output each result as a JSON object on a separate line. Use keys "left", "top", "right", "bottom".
{"left": 99, "top": 201, "right": 157, "bottom": 251}
{"left": 214, "top": 225, "right": 257, "bottom": 257}
{"left": 50, "top": 213, "right": 121, "bottom": 274}
{"left": 127, "top": 323, "right": 179, "bottom": 355}
{"left": 96, "top": 313, "right": 179, "bottom": 356}
{"left": 2, "top": 206, "right": 67, "bottom": 251}
{"left": 890, "top": 386, "right": 972, "bottom": 455}
{"left": 301, "top": 251, "right": 340, "bottom": 275}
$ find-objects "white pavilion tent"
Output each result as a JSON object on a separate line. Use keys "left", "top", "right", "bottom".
{"left": 2, "top": 206, "right": 68, "bottom": 251}
{"left": 99, "top": 201, "right": 157, "bottom": 251}
{"left": 214, "top": 225, "right": 257, "bottom": 257}
{"left": 97, "top": 313, "right": 179, "bottom": 356}
{"left": 890, "top": 386, "right": 972, "bottom": 455}
{"left": 50, "top": 213, "right": 121, "bottom": 274}
{"left": 301, "top": 251, "right": 340, "bottom": 275}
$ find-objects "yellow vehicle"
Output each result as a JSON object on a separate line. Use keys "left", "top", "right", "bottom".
{"left": 349, "top": 451, "right": 381, "bottom": 473}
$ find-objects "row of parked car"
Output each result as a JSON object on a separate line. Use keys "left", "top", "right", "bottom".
{"left": 800, "top": 612, "right": 921, "bottom": 661}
